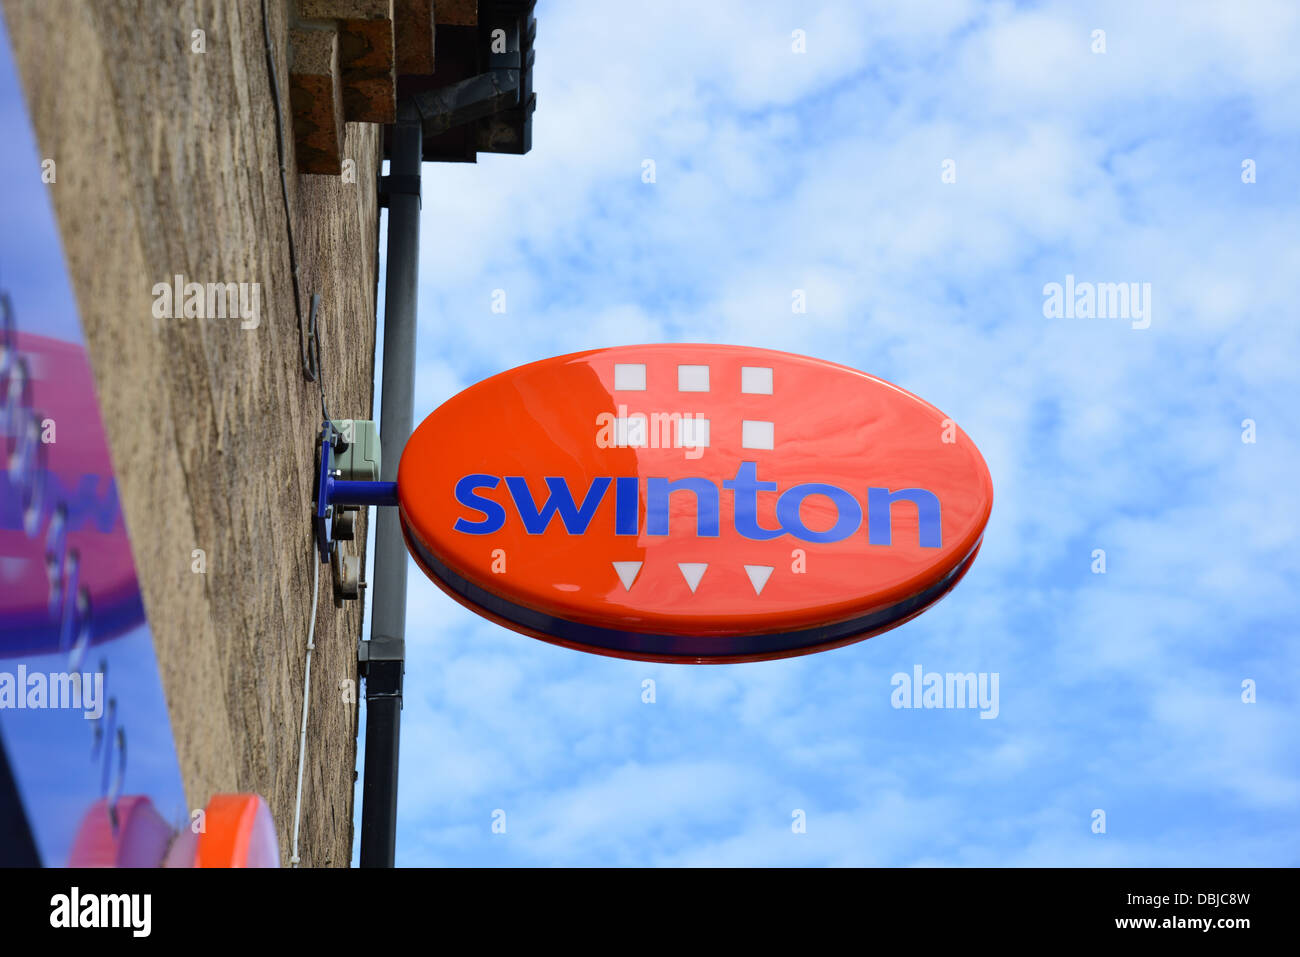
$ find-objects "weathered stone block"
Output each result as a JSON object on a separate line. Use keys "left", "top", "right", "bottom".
{"left": 289, "top": 24, "right": 344, "bottom": 174}
{"left": 301, "top": 0, "right": 396, "bottom": 123}
{"left": 394, "top": 0, "right": 435, "bottom": 76}
{"left": 436, "top": 0, "right": 477, "bottom": 26}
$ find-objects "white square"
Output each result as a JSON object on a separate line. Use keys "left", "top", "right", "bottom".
{"left": 741, "top": 366, "right": 773, "bottom": 394}
{"left": 677, "top": 364, "right": 710, "bottom": 392}
{"left": 677, "top": 416, "right": 710, "bottom": 449}
{"left": 614, "top": 363, "right": 646, "bottom": 391}
{"left": 742, "top": 420, "right": 774, "bottom": 450}
{"left": 615, "top": 416, "right": 647, "bottom": 447}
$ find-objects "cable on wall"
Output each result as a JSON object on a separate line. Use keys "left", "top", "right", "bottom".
{"left": 259, "top": 1, "right": 340, "bottom": 866}
{"left": 258, "top": 0, "right": 332, "bottom": 423}
{"left": 289, "top": 546, "right": 321, "bottom": 867}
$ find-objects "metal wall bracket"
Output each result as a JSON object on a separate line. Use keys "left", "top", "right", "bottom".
{"left": 311, "top": 424, "right": 399, "bottom": 567}
{"left": 378, "top": 174, "right": 423, "bottom": 209}
{"left": 402, "top": 67, "right": 521, "bottom": 138}
{"left": 301, "top": 293, "right": 321, "bottom": 382}
{"left": 357, "top": 635, "right": 406, "bottom": 678}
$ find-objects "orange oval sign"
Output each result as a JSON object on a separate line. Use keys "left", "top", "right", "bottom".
{"left": 398, "top": 345, "right": 993, "bottom": 663}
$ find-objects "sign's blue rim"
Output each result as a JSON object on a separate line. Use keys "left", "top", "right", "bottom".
{"left": 401, "top": 521, "right": 982, "bottom": 662}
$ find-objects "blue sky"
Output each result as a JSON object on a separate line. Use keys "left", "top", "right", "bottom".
{"left": 359, "top": 0, "right": 1300, "bottom": 866}
{"left": 0, "top": 18, "right": 80, "bottom": 342}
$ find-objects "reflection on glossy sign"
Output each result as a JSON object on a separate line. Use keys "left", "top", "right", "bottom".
{"left": 398, "top": 345, "right": 993, "bottom": 663}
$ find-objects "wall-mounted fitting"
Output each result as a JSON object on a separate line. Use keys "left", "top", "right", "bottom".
{"left": 329, "top": 419, "right": 381, "bottom": 481}
{"left": 332, "top": 505, "right": 359, "bottom": 541}
{"left": 333, "top": 549, "right": 364, "bottom": 601}
{"left": 312, "top": 422, "right": 398, "bottom": 573}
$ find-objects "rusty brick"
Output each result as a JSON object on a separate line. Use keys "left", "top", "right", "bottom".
{"left": 435, "top": 0, "right": 477, "bottom": 26}
{"left": 289, "top": 24, "right": 344, "bottom": 174}
{"left": 394, "top": 0, "right": 435, "bottom": 76}
{"left": 300, "top": 0, "right": 397, "bottom": 123}
{"left": 298, "top": 0, "right": 389, "bottom": 17}
{"left": 338, "top": 17, "right": 396, "bottom": 122}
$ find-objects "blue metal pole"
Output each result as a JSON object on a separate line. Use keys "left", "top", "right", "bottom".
{"left": 327, "top": 481, "right": 399, "bottom": 508}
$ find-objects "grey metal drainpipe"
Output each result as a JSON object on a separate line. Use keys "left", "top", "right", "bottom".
{"left": 359, "top": 111, "right": 422, "bottom": 869}
{"left": 357, "top": 25, "right": 526, "bottom": 864}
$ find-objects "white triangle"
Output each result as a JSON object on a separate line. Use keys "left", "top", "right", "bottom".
{"left": 744, "top": 564, "right": 774, "bottom": 596}
{"left": 678, "top": 562, "right": 708, "bottom": 593}
{"left": 612, "top": 561, "right": 642, "bottom": 591}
